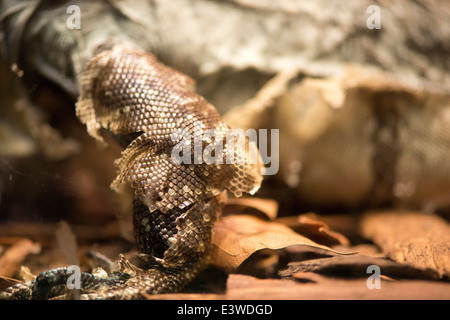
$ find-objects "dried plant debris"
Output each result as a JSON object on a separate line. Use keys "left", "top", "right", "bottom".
{"left": 223, "top": 197, "right": 279, "bottom": 220}
{"left": 361, "top": 210, "right": 450, "bottom": 278}
{"left": 276, "top": 214, "right": 350, "bottom": 246}
{"left": 210, "top": 214, "right": 351, "bottom": 274}
{"left": 279, "top": 255, "right": 441, "bottom": 281}
{"left": 1, "top": 209, "right": 449, "bottom": 299}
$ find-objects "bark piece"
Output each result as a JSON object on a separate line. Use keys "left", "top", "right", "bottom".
{"left": 361, "top": 210, "right": 450, "bottom": 277}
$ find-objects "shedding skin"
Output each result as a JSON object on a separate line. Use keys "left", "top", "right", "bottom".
{"left": 1, "top": 47, "right": 262, "bottom": 300}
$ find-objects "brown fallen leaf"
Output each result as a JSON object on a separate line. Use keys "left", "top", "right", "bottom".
{"left": 361, "top": 210, "right": 450, "bottom": 278}
{"left": 211, "top": 214, "right": 350, "bottom": 273}
{"left": 277, "top": 213, "right": 350, "bottom": 246}
{"left": 224, "top": 197, "right": 279, "bottom": 220}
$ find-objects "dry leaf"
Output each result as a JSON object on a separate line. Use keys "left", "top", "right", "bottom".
{"left": 361, "top": 210, "right": 450, "bottom": 278}
{"left": 224, "top": 197, "right": 279, "bottom": 220}
{"left": 211, "top": 214, "right": 349, "bottom": 273}
{"left": 277, "top": 214, "right": 350, "bottom": 246}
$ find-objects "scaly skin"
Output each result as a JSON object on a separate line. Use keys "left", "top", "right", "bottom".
{"left": 0, "top": 47, "right": 262, "bottom": 300}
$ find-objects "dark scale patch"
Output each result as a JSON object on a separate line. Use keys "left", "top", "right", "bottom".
{"left": 133, "top": 197, "right": 192, "bottom": 258}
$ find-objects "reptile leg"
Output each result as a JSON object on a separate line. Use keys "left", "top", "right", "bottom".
{"left": 31, "top": 268, "right": 130, "bottom": 300}
{"left": 0, "top": 268, "right": 129, "bottom": 300}
{"left": 78, "top": 194, "right": 223, "bottom": 299}
{"left": 0, "top": 194, "right": 222, "bottom": 300}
